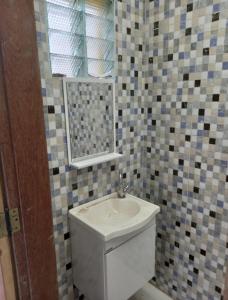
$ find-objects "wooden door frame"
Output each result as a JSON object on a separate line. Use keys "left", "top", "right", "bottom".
{"left": 0, "top": 1, "right": 58, "bottom": 299}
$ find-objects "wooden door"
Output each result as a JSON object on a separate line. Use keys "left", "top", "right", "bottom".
{"left": 0, "top": 0, "right": 58, "bottom": 299}
{"left": 0, "top": 50, "right": 30, "bottom": 299}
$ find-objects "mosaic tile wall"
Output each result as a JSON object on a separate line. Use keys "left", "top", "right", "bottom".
{"left": 66, "top": 81, "right": 114, "bottom": 158}
{"left": 34, "top": 0, "right": 145, "bottom": 298}
{"left": 143, "top": 0, "right": 228, "bottom": 299}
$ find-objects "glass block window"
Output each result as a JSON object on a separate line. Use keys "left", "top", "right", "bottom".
{"left": 46, "top": 0, "right": 114, "bottom": 77}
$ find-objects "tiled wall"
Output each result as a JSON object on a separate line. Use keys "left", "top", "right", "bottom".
{"left": 34, "top": 0, "right": 145, "bottom": 298}
{"left": 143, "top": 0, "right": 228, "bottom": 299}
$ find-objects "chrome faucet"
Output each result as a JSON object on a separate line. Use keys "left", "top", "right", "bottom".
{"left": 118, "top": 172, "right": 129, "bottom": 198}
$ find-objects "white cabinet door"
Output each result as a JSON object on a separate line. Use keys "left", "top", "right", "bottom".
{"left": 105, "top": 225, "right": 156, "bottom": 300}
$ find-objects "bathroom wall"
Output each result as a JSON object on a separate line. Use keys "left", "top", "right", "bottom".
{"left": 143, "top": 0, "right": 228, "bottom": 299}
{"left": 34, "top": 0, "right": 145, "bottom": 298}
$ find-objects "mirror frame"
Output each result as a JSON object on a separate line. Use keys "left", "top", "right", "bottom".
{"left": 63, "top": 77, "right": 118, "bottom": 167}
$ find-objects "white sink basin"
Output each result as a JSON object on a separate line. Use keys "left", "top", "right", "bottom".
{"left": 69, "top": 193, "right": 160, "bottom": 241}
{"left": 78, "top": 197, "right": 140, "bottom": 226}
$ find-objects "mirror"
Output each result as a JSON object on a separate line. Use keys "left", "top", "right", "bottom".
{"left": 63, "top": 78, "right": 120, "bottom": 168}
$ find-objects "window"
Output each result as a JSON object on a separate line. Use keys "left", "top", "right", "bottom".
{"left": 46, "top": 0, "right": 114, "bottom": 78}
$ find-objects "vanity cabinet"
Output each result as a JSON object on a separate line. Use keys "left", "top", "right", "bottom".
{"left": 70, "top": 217, "right": 156, "bottom": 300}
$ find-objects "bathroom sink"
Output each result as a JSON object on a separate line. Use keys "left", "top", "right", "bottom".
{"left": 69, "top": 193, "right": 160, "bottom": 300}
{"left": 69, "top": 193, "right": 160, "bottom": 241}
{"left": 78, "top": 197, "right": 140, "bottom": 226}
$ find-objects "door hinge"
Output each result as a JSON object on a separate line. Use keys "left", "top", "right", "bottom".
{"left": 0, "top": 208, "right": 21, "bottom": 238}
